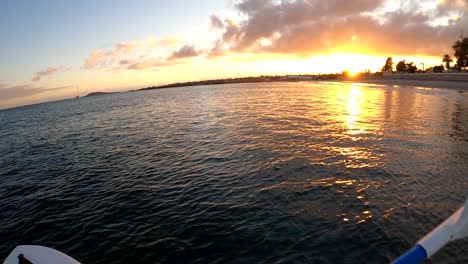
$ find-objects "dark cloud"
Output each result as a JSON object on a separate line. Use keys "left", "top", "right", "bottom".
{"left": 169, "top": 45, "right": 201, "bottom": 60}
{"left": 264, "top": 11, "right": 460, "bottom": 56}
{"left": 230, "top": 0, "right": 386, "bottom": 50}
{"left": 222, "top": 19, "right": 241, "bottom": 43}
{"left": 211, "top": 0, "right": 467, "bottom": 56}
{"left": 119, "top": 59, "right": 136, "bottom": 65}
{"left": 32, "top": 67, "right": 59, "bottom": 82}
{"left": 210, "top": 14, "right": 224, "bottom": 29}
{"left": 207, "top": 40, "right": 227, "bottom": 58}
{"left": 207, "top": 19, "right": 241, "bottom": 58}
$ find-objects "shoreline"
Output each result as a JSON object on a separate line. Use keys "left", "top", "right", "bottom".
{"left": 347, "top": 78, "right": 468, "bottom": 91}
{"left": 2, "top": 75, "right": 467, "bottom": 111}
{"left": 137, "top": 72, "right": 468, "bottom": 93}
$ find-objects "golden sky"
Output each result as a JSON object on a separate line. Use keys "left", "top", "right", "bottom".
{"left": 0, "top": 0, "right": 467, "bottom": 109}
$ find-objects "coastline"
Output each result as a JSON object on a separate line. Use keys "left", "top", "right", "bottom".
{"left": 348, "top": 79, "right": 468, "bottom": 91}
{"left": 138, "top": 72, "right": 468, "bottom": 93}
{"left": 3, "top": 74, "right": 467, "bottom": 111}
{"left": 344, "top": 72, "right": 468, "bottom": 91}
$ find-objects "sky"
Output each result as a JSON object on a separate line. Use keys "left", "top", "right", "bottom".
{"left": 0, "top": 0, "right": 467, "bottom": 109}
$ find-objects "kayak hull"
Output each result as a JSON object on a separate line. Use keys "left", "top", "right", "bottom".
{"left": 3, "top": 245, "right": 81, "bottom": 264}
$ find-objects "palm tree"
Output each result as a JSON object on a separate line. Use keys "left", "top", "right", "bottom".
{"left": 396, "top": 60, "right": 407, "bottom": 73}
{"left": 382, "top": 57, "right": 393, "bottom": 72}
{"left": 452, "top": 38, "right": 468, "bottom": 69}
{"left": 443, "top": 54, "right": 453, "bottom": 70}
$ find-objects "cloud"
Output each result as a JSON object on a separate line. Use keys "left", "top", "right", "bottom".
{"left": 126, "top": 58, "right": 181, "bottom": 70}
{"left": 80, "top": 1, "right": 467, "bottom": 70}
{"left": 145, "top": 35, "right": 180, "bottom": 48}
{"left": 83, "top": 36, "right": 181, "bottom": 69}
{"left": 230, "top": 0, "right": 385, "bottom": 50}
{"left": 169, "top": 45, "right": 201, "bottom": 60}
{"left": 263, "top": 11, "right": 460, "bottom": 56}
{"left": 119, "top": 59, "right": 137, "bottom": 65}
{"left": 31, "top": 67, "right": 59, "bottom": 82}
{"left": 84, "top": 50, "right": 106, "bottom": 68}
{"left": 110, "top": 42, "right": 138, "bottom": 57}
{"left": 0, "top": 84, "right": 70, "bottom": 101}
{"left": 207, "top": 19, "right": 242, "bottom": 58}
{"left": 210, "top": 14, "right": 224, "bottom": 29}
{"left": 0, "top": 85, "right": 72, "bottom": 110}
{"left": 210, "top": 0, "right": 467, "bottom": 57}
{"left": 207, "top": 41, "right": 226, "bottom": 58}
{"left": 437, "top": 0, "right": 468, "bottom": 14}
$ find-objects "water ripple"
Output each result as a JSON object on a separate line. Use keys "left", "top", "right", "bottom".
{"left": 0, "top": 82, "right": 467, "bottom": 263}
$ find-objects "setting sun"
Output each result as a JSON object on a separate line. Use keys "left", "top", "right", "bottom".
{"left": 1, "top": 0, "right": 465, "bottom": 109}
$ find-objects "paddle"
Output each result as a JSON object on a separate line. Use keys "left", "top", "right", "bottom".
{"left": 391, "top": 198, "right": 468, "bottom": 264}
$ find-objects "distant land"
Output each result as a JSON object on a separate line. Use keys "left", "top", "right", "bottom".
{"left": 86, "top": 71, "right": 468, "bottom": 97}
{"left": 86, "top": 74, "right": 342, "bottom": 97}
{"left": 85, "top": 91, "right": 120, "bottom": 97}
{"left": 138, "top": 71, "right": 468, "bottom": 91}
{"left": 139, "top": 74, "right": 341, "bottom": 91}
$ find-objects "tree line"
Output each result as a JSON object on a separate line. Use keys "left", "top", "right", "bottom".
{"left": 381, "top": 37, "right": 468, "bottom": 73}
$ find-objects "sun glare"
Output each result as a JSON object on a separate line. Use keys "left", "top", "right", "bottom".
{"left": 348, "top": 69, "right": 358, "bottom": 77}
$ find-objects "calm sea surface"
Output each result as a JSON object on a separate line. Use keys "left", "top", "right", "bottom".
{"left": 0, "top": 82, "right": 467, "bottom": 264}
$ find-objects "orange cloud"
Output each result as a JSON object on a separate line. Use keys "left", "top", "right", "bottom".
{"left": 81, "top": 0, "right": 467, "bottom": 74}
{"left": 84, "top": 50, "right": 106, "bottom": 68}
{"left": 83, "top": 36, "right": 181, "bottom": 70}
{"left": 0, "top": 84, "right": 73, "bottom": 110}
{"left": 126, "top": 58, "right": 182, "bottom": 70}
{"left": 31, "top": 67, "right": 59, "bottom": 82}
{"left": 145, "top": 36, "right": 180, "bottom": 49}
{"left": 1, "top": 84, "right": 68, "bottom": 99}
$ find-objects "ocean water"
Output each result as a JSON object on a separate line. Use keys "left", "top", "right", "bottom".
{"left": 0, "top": 82, "right": 467, "bottom": 264}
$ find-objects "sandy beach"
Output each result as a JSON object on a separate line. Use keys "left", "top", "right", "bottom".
{"left": 344, "top": 72, "right": 468, "bottom": 91}
{"left": 354, "top": 79, "right": 468, "bottom": 91}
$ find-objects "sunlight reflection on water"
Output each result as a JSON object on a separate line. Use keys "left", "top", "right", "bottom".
{"left": 0, "top": 82, "right": 467, "bottom": 263}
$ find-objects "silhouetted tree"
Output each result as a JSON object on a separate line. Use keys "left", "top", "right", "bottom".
{"left": 406, "top": 62, "right": 417, "bottom": 73}
{"left": 433, "top": 65, "right": 445, "bottom": 72}
{"left": 442, "top": 54, "right": 453, "bottom": 70}
{"left": 382, "top": 57, "right": 393, "bottom": 71}
{"left": 396, "top": 60, "right": 407, "bottom": 73}
{"left": 452, "top": 37, "right": 468, "bottom": 70}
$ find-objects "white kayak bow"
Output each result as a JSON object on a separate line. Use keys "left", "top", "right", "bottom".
{"left": 3, "top": 245, "right": 81, "bottom": 264}
{"left": 391, "top": 198, "right": 468, "bottom": 264}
